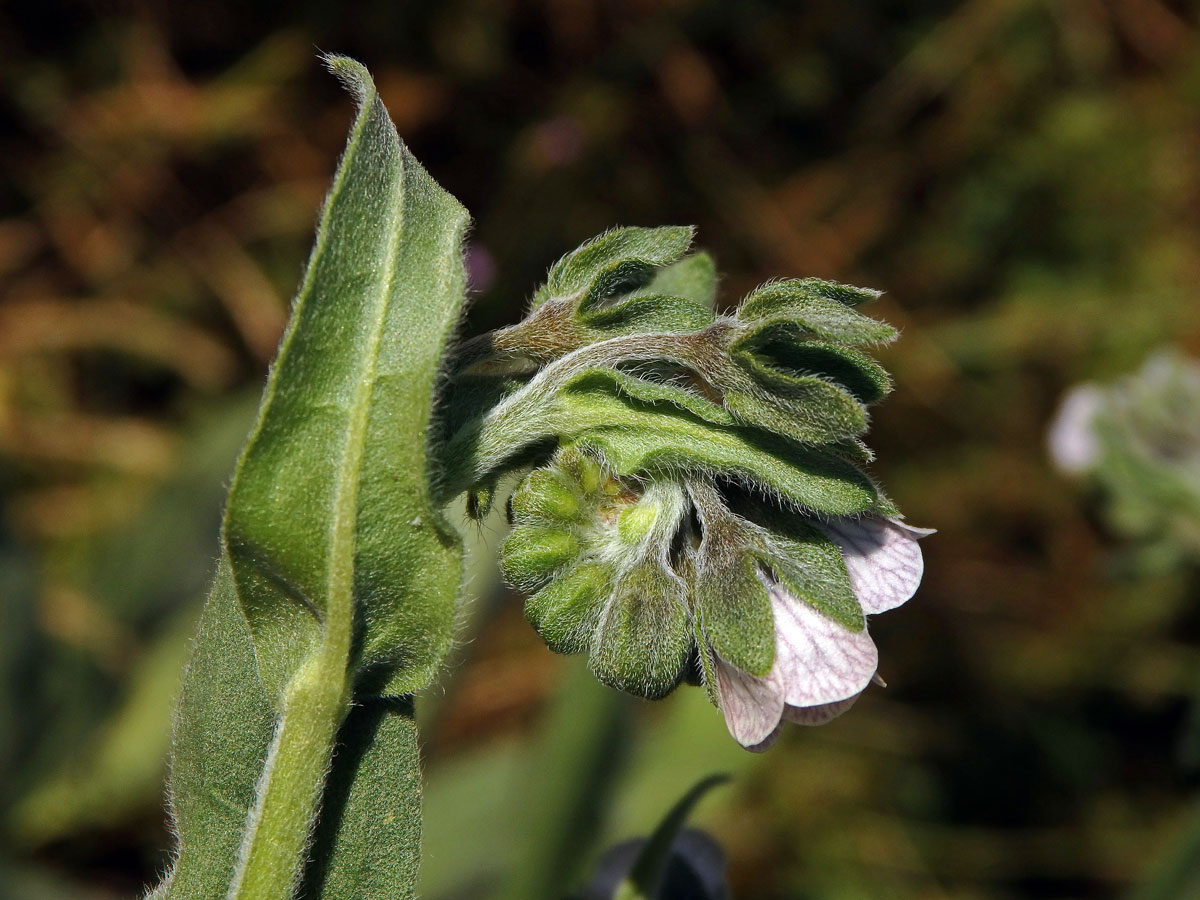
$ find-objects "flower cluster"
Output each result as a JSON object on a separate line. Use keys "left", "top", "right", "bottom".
{"left": 441, "top": 227, "right": 930, "bottom": 749}
{"left": 1049, "top": 348, "right": 1200, "bottom": 561}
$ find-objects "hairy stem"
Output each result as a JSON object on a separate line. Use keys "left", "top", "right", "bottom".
{"left": 439, "top": 326, "right": 732, "bottom": 499}
{"left": 225, "top": 638, "right": 351, "bottom": 900}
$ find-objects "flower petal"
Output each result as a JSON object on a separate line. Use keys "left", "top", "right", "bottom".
{"left": 713, "top": 656, "right": 785, "bottom": 749}
{"left": 765, "top": 578, "right": 879, "bottom": 706}
{"left": 820, "top": 516, "right": 933, "bottom": 614}
{"left": 744, "top": 721, "right": 783, "bottom": 752}
{"left": 783, "top": 692, "right": 861, "bottom": 726}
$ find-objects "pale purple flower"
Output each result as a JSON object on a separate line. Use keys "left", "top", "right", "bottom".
{"left": 713, "top": 516, "right": 933, "bottom": 750}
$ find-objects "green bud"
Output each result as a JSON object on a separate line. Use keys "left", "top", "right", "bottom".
{"left": 558, "top": 448, "right": 605, "bottom": 496}
{"left": 500, "top": 452, "right": 695, "bottom": 697}
{"left": 499, "top": 526, "right": 581, "bottom": 592}
{"left": 589, "top": 559, "right": 692, "bottom": 699}
{"left": 509, "top": 468, "right": 584, "bottom": 524}
{"left": 617, "top": 501, "right": 660, "bottom": 544}
{"left": 526, "top": 562, "right": 613, "bottom": 654}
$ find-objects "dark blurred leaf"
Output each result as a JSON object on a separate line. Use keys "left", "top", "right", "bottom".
{"left": 578, "top": 830, "right": 728, "bottom": 900}
{"left": 611, "top": 774, "right": 728, "bottom": 900}
{"left": 1127, "top": 799, "right": 1200, "bottom": 900}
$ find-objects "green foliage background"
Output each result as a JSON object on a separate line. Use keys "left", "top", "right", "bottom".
{"left": 1, "top": 2, "right": 1199, "bottom": 898}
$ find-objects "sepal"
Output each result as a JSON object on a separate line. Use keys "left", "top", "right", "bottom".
{"left": 590, "top": 558, "right": 692, "bottom": 699}
{"left": 538, "top": 225, "right": 695, "bottom": 310}
{"left": 737, "top": 277, "right": 886, "bottom": 322}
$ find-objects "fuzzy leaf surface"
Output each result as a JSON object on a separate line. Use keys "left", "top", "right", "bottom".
{"left": 296, "top": 697, "right": 421, "bottom": 900}
{"left": 160, "top": 558, "right": 425, "bottom": 900}
{"left": 159, "top": 57, "right": 452, "bottom": 900}
{"left": 160, "top": 558, "right": 275, "bottom": 900}
{"left": 468, "top": 369, "right": 886, "bottom": 516}
{"left": 737, "top": 279, "right": 895, "bottom": 342}
{"left": 538, "top": 226, "right": 694, "bottom": 310}
{"left": 222, "top": 56, "right": 469, "bottom": 701}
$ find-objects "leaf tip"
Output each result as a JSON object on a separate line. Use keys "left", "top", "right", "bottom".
{"left": 321, "top": 53, "right": 375, "bottom": 106}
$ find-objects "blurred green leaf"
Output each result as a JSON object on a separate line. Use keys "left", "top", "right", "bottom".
{"left": 7, "top": 393, "right": 259, "bottom": 844}
{"left": 8, "top": 616, "right": 190, "bottom": 845}
{"left": 498, "top": 661, "right": 630, "bottom": 900}
{"left": 612, "top": 774, "right": 728, "bottom": 900}
{"left": 1126, "top": 799, "right": 1200, "bottom": 900}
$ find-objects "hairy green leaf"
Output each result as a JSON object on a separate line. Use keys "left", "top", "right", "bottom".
{"left": 463, "top": 367, "right": 884, "bottom": 515}
{"left": 222, "top": 55, "right": 468, "bottom": 702}
{"left": 733, "top": 327, "right": 892, "bottom": 404}
{"left": 296, "top": 698, "right": 421, "bottom": 900}
{"left": 582, "top": 293, "right": 715, "bottom": 337}
{"left": 159, "top": 557, "right": 276, "bottom": 899}
{"left": 558, "top": 387, "right": 881, "bottom": 516}
{"left": 737, "top": 278, "right": 895, "bottom": 342}
{"left": 535, "top": 226, "right": 694, "bottom": 311}
{"left": 160, "top": 559, "right": 426, "bottom": 900}
{"left": 156, "top": 56, "right": 468, "bottom": 900}
{"left": 635, "top": 251, "right": 718, "bottom": 309}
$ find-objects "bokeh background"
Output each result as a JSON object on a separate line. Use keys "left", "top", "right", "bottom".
{"left": 3, "top": 2, "right": 1200, "bottom": 898}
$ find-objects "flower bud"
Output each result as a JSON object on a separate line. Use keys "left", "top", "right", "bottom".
{"left": 499, "top": 526, "right": 580, "bottom": 592}
{"left": 509, "top": 468, "right": 584, "bottom": 524}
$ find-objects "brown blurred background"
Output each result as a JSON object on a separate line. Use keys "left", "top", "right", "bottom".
{"left": 2, "top": 2, "right": 1200, "bottom": 898}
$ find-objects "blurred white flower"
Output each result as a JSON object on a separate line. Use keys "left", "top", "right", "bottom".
{"left": 1048, "top": 384, "right": 1103, "bottom": 475}
{"left": 714, "top": 516, "right": 932, "bottom": 750}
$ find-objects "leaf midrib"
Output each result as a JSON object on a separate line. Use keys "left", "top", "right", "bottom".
{"left": 323, "top": 91, "right": 405, "bottom": 670}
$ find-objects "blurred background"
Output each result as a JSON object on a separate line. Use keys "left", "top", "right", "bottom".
{"left": 2, "top": 2, "right": 1200, "bottom": 898}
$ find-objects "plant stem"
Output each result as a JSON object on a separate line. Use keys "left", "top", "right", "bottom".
{"left": 225, "top": 646, "right": 351, "bottom": 900}
{"left": 225, "top": 497, "right": 357, "bottom": 900}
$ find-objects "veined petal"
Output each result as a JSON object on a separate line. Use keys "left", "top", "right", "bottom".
{"left": 713, "top": 656, "right": 785, "bottom": 749}
{"left": 820, "top": 516, "right": 933, "bottom": 614}
{"left": 764, "top": 577, "right": 878, "bottom": 706}
{"left": 783, "top": 692, "right": 861, "bottom": 726}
